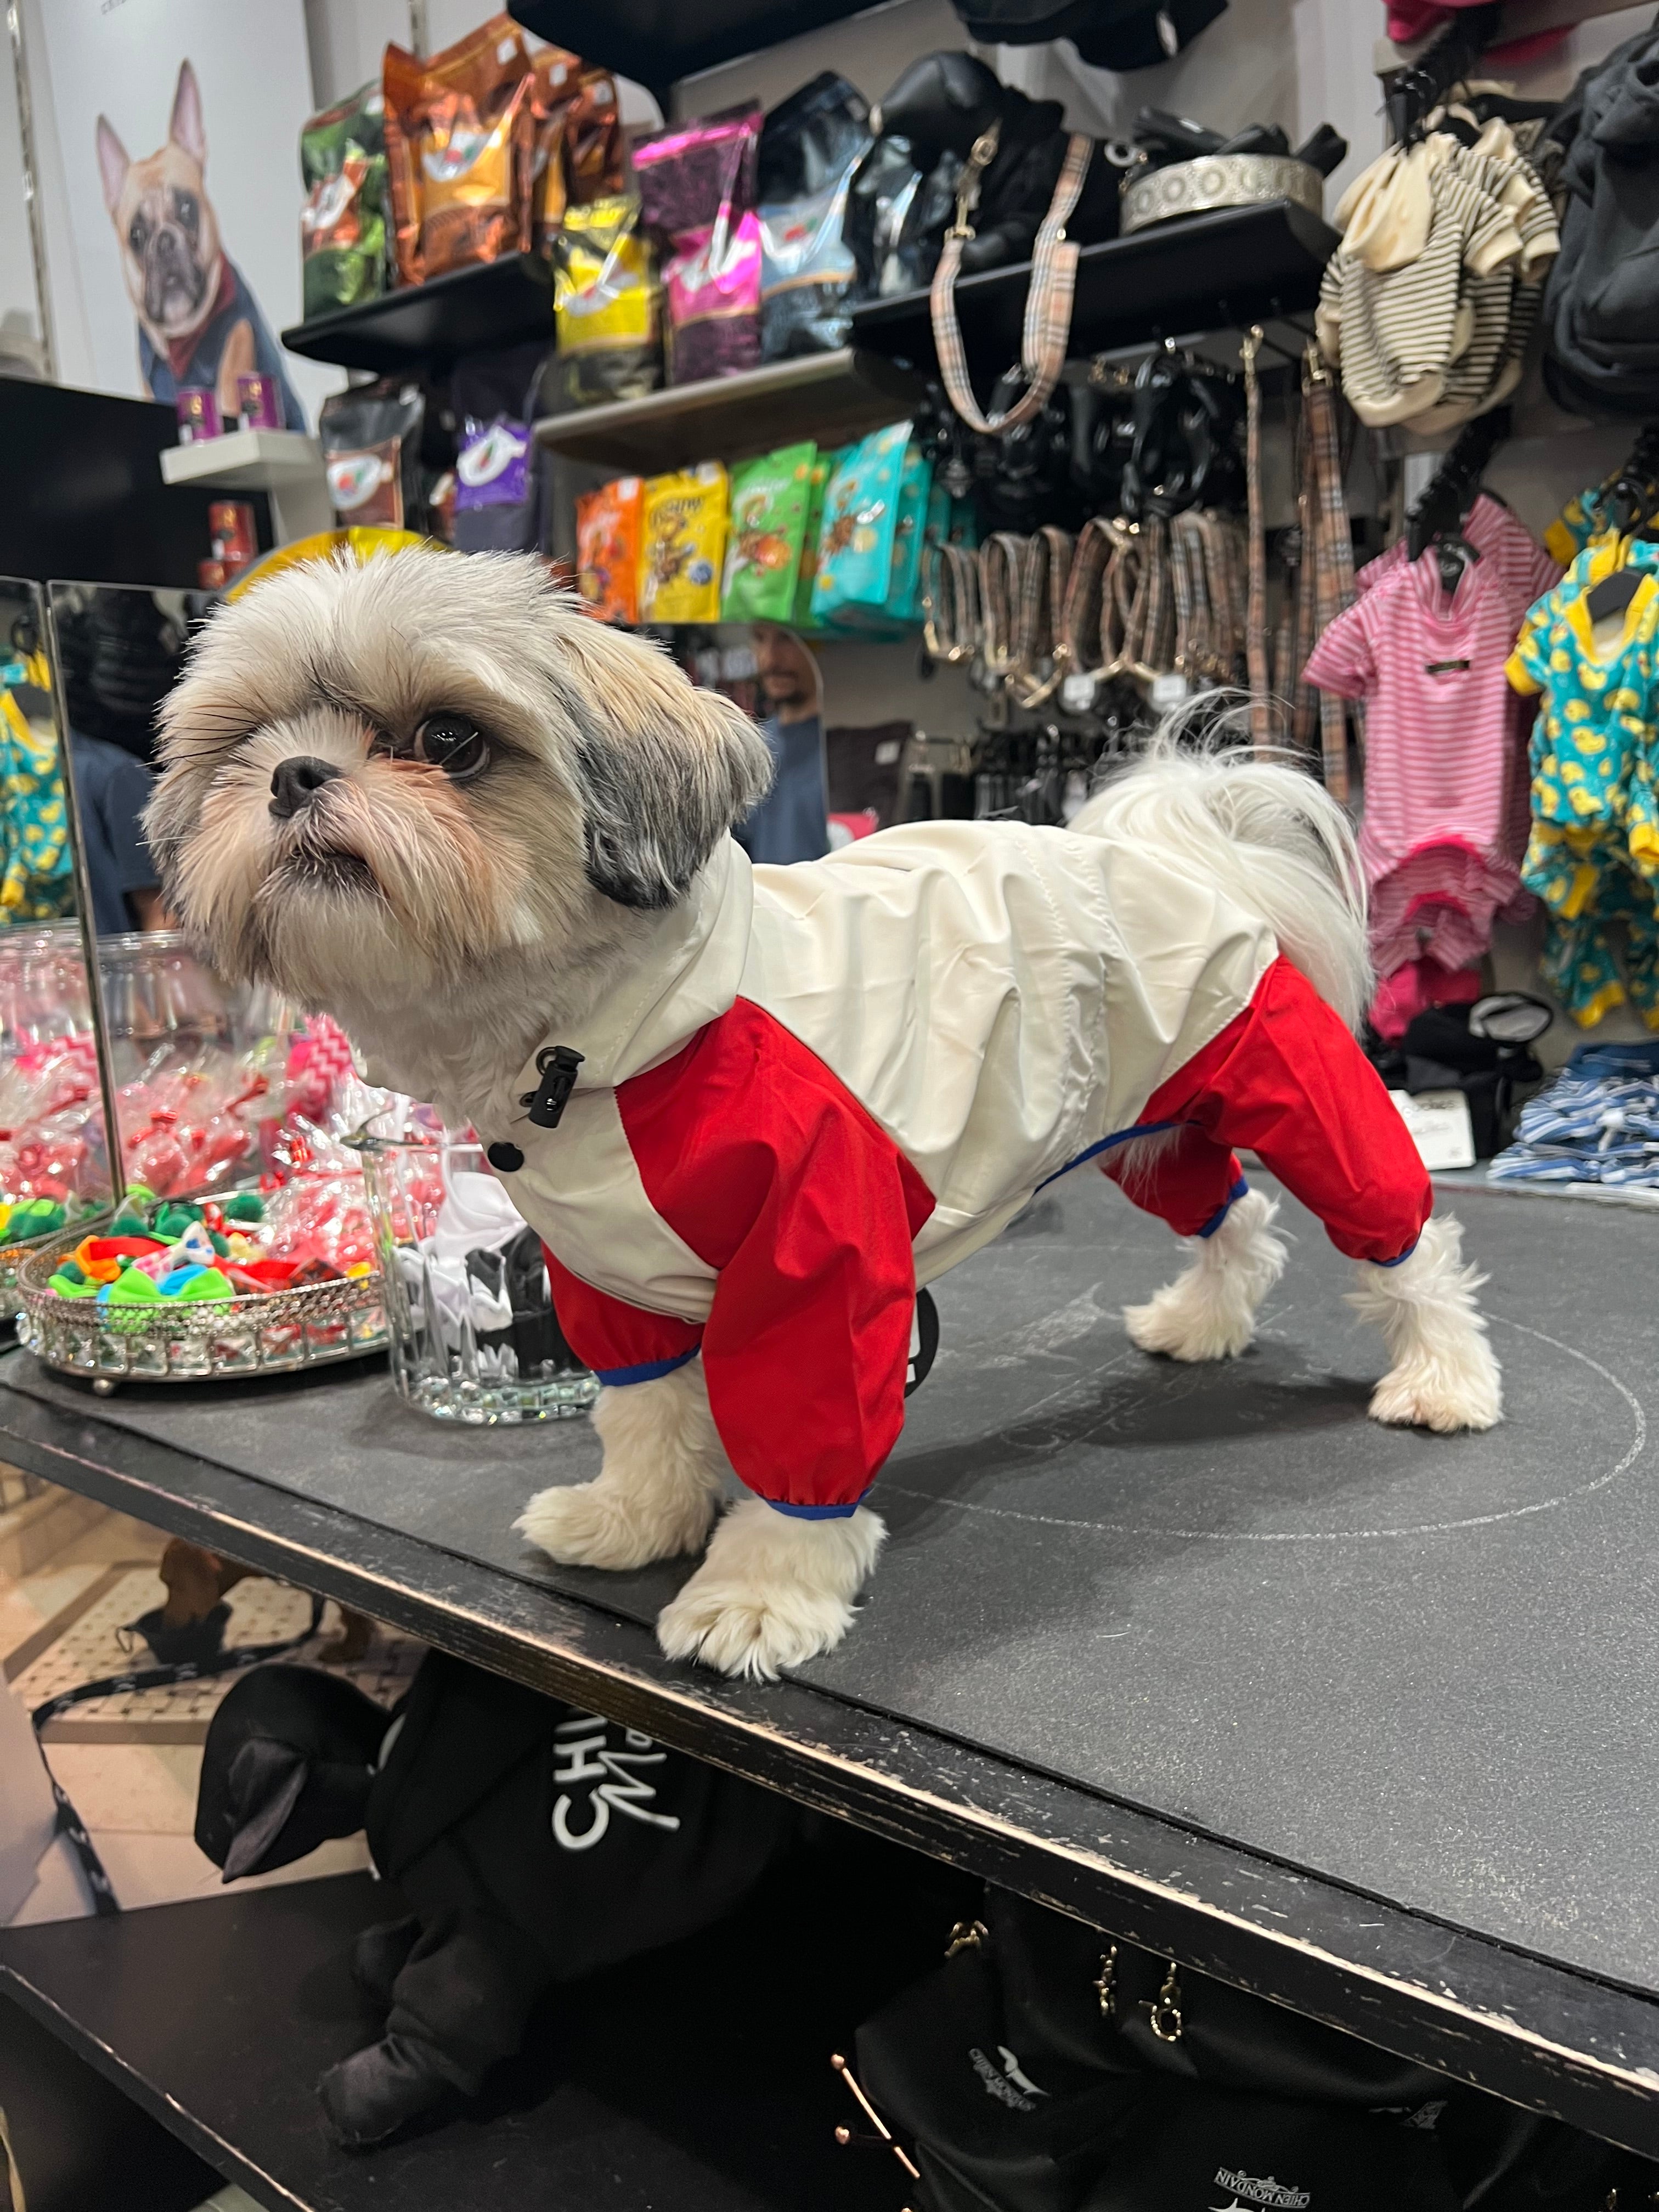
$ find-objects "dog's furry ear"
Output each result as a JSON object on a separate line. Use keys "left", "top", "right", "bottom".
{"left": 170, "top": 60, "right": 206, "bottom": 167}
{"left": 97, "top": 116, "right": 129, "bottom": 217}
{"left": 554, "top": 618, "right": 774, "bottom": 910}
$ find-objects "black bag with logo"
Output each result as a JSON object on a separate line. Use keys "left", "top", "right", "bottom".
{"left": 850, "top": 1887, "right": 1652, "bottom": 2211}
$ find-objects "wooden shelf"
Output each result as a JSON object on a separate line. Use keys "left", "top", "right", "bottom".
{"left": 280, "top": 254, "right": 554, "bottom": 377}
{"left": 535, "top": 349, "right": 926, "bottom": 473}
{"left": 0, "top": 1861, "right": 949, "bottom": 2211}
{"left": 851, "top": 200, "right": 1338, "bottom": 379}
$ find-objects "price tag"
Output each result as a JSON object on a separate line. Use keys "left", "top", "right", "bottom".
{"left": 1389, "top": 1087, "right": 1476, "bottom": 1172}
{"left": 1149, "top": 672, "right": 1189, "bottom": 712}
{"left": 1059, "top": 673, "right": 1097, "bottom": 715}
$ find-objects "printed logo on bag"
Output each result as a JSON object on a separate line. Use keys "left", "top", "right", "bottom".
{"left": 967, "top": 2045, "right": 1051, "bottom": 2111}
{"left": 550, "top": 1711, "right": 682, "bottom": 1852}
{"left": 1211, "top": 2171, "right": 1311, "bottom": 2211}
{"left": 458, "top": 422, "right": 529, "bottom": 490}
{"left": 422, "top": 121, "right": 489, "bottom": 183}
{"left": 326, "top": 449, "right": 391, "bottom": 511}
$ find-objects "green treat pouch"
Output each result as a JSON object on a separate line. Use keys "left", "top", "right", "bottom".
{"left": 817, "top": 437, "right": 933, "bottom": 638}
{"left": 301, "top": 81, "right": 389, "bottom": 319}
{"left": 720, "top": 444, "right": 817, "bottom": 622}
{"left": 790, "top": 449, "right": 838, "bottom": 630}
{"left": 222, "top": 1192, "right": 266, "bottom": 1224}
{"left": 809, "top": 422, "right": 911, "bottom": 627}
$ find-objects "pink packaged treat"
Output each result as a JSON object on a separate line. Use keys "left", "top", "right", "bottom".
{"left": 634, "top": 106, "right": 763, "bottom": 386}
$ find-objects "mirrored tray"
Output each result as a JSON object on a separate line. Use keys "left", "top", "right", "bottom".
{"left": 18, "top": 1224, "right": 388, "bottom": 1388}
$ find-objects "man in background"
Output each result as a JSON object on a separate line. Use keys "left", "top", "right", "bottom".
{"left": 735, "top": 624, "right": 830, "bottom": 866}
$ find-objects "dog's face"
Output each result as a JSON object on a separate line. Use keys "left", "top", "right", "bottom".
{"left": 98, "top": 61, "right": 223, "bottom": 340}
{"left": 146, "top": 551, "right": 772, "bottom": 1025}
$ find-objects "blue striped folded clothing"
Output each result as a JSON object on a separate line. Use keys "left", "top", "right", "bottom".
{"left": 1489, "top": 1040, "right": 1659, "bottom": 1186}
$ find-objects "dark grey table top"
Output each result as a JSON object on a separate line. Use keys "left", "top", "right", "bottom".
{"left": 5, "top": 1172, "right": 1658, "bottom": 2145}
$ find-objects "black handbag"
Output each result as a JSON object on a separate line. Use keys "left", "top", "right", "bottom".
{"left": 848, "top": 1888, "right": 1655, "bottom": 2212}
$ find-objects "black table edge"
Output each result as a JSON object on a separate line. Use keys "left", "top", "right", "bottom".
{"left": 4, "top": 1376, "right": 1658, "bottom": 2157}
{"left": 0, "top": 1953, "right": 307, "bottom": 2212}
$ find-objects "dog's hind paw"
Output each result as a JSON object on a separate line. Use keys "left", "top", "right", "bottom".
{"left": 1368, "top": 1358, "right": 1502, "bottom": 1434}
{"left": 515, "top": 1476, "right": 714, "bottom": 1571}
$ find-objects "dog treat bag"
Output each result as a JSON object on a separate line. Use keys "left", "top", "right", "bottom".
{"left": 639, "top": 465, "right": 728, "bottom": 625}
{"left": 554, "top": 196, "right": 661, "bottom": 407}
{"left": 635, "top": 108, "right": 763, "bottom": 386}
{"left": 791, "top": 448, "right": 837, "bottom": 628}
{"left": 563, "top": 68, "right": 625, "bottom": 210}
{"left": 319, "top": 381, "right": 427, "bottom": 533}
{"left": 576, "top": 477, "right": 645, "bottom": 624}
{"left": 810, "top": 422, "right": 911, "bottom": 625}
{"left": 299, "top": 80, "right": 388, "bottom": 317}
{"left": 383, "top": 16, "right": 534, "bottom": 285}
{"left": 756, "top": 73, "right": 869, "bottom": 360}
{"left": 721, "top": 444, "right": 817, "bottom": 623}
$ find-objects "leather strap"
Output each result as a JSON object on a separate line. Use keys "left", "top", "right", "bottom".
{"left": 931, "top": 132, "right": 1094, "bottom": 436}
{"left": 1014, "top": 526, "right": 1075, "bottom": 704}
{"left": 1241, "top": 326, "right": 1273, "bottom": 749}
{"left": 1302, "top": 345, "right": 1356, "bottom": 802}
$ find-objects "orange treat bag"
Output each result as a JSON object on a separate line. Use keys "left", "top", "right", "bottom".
{"left": 382, "top": 14, "right": 535, "bottom": 284}
{"left": 575, "top": 476, "right": 644, "bottom": 624}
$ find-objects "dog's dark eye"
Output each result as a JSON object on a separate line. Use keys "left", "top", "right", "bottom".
{"left": 413, "top": 713, "right": 489, "bottom": 780}
{"left": 128, "top": 216, "right": 148, "bottom": 254}
{"left": 174, "top": 191, "right": 198, "bottom": 232}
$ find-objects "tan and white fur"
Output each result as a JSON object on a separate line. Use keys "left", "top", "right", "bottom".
{"left": 145, "top": 551, "right": 1502, "bottom": 1683}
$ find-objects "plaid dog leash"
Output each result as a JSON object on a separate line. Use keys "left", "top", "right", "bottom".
{"left": 931, "top": 126, "right": 1094, "bottom": 435}
{"left": 1241, "top": 327, "right": 1274, "bottom": 750}
{"left": 28, "top": 1594, "right": 326, "bottom": 1914}
{"left": 1302, "top": 345, "right": 1357, "bottom": 802}
{"left": 1014, "top": 526, "right": 1075, "bottom": 705}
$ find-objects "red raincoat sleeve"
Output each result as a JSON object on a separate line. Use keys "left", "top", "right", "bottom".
{"left": 616, "top": 999, "right": 936, "bottom": 1516}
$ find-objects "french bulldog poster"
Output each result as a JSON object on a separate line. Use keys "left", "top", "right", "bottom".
{"left": 96, "top": 59, "right": 304, "bottom": 431}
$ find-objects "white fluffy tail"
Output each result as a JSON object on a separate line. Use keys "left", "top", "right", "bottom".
{"left": 1071, "top": 716, "right": 1370, "bottom": 1030}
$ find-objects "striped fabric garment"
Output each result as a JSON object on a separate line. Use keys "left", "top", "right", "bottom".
{"left": 1317, "top": 128, "right": 1558, "bottom": 436}
{"left": 1490, "top": 1045, "right": 1659, "bottom": 1188}
{"left": 1304, "top": 542, "right": 1540, "bottom": 974}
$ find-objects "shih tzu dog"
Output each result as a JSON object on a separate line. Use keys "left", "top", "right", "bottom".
{"left": 148, "top": 551, "right": 1502, "bottom": 1681}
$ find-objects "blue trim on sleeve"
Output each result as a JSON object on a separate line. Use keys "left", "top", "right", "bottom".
{"left": 1373, "top": 1240, "right": 1420, "bottom": 1269}
{"left": 764, "top": 1496, "right": 867, "bottom": 1520}
{"left": 1036, "top": 1119, "right": 1177, "bottom": 1192}
{"left": 593, "top": 1347, "right": 699, "bottom": 1387}
{"left": 1195, "top": 1176, "right": 1251, "bottom": 1239}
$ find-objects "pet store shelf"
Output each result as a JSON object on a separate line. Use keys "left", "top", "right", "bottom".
{"left": 534, "top": 348, "right": 926, "bottom": 473}
{"left": 279, "top": 253, "right": 555, "bottom": 377}
{"left": 850, "top": 199, "right": 1339, "bottom": 378}
{"left": 159, "top": 428, "right": 333, "bottom": 543}
{"left": 0, "top": 1868, "right": 916, "bottom": 2211}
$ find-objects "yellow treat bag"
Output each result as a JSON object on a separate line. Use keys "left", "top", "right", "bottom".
{"left": 639, "top": 465, "right": 728, "bottom": 624}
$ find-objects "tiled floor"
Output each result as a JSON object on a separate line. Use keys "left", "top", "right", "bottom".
{"left": 0, "top": 1470, "right": 425, "bottom": 1925}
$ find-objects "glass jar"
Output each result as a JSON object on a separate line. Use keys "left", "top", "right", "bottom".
{"left": 351, "top": 1120, "right": 598, "bottom": 1424}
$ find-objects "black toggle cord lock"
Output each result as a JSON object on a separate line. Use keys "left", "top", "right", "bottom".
{"left": 486, "top": 1046, "right": 585, "bottom": 1175}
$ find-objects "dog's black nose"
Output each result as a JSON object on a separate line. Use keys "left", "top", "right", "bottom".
{"left": 269, "top": 755, "right": 342, "bottom": 819}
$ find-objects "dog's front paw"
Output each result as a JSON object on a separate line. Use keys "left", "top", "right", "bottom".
{"left": 1124, "top": 1281, "right": 1254, "bottom": 1362}
{"left": 1369, "top": 1356, "right": 1502, "bottom": 1434}
{"left": 654, "top": 1497, "right": 885, "bottom": 1680}
{"left": 657, "top": 1573, "right": 855, "bottom": 1680}
{"left": 515, "top": 1476, "right": 715, "bottom": 1571}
